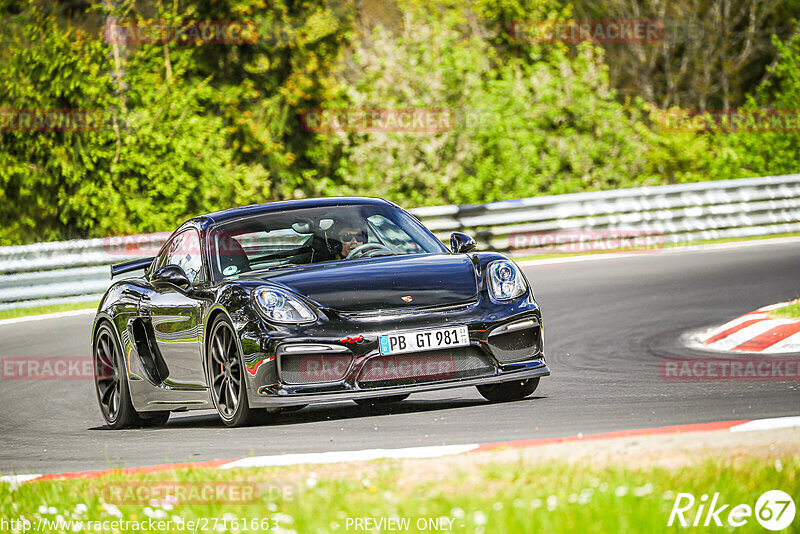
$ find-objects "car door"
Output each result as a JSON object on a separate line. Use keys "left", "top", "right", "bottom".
{"left": 142, "top": 228, "right": 207, "bottom": 389}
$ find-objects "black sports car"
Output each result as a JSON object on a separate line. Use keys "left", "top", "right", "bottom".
{"left": 92, "top": 198, "right": 549, "bottom": 428}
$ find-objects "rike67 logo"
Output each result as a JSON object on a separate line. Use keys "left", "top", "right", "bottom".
{"left": 669, "top": 490, "right": 795, "bottom": 530}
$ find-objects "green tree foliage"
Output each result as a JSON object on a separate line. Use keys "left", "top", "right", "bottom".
{"left": 0, "top": 2, "right": 263, "bottom": 244}
{"left": 704, "top": 28, "right": 800, "bottom": 179}
{"left": 333, "top": 3, "right": 663, "bottom": 206}
{"left": 0, "top": 0, "right": 797, "bottom": 245}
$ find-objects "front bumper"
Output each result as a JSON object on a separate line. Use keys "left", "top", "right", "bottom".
{"left": 249, "top": 358, "right": 550, "bottom": 407}
{"left": 238, "top": 296, "right": 548, "bottom": 408}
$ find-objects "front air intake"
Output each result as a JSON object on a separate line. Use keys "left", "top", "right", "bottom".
{"left": 487, "top": 319, "right": 542, "bottom": 363}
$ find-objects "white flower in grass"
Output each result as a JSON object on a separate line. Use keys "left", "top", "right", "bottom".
{"left": 530, "top": 498, "right": 542, "bottom": 509}
{"left": 273, "top": 512, "right": 295, "bottom": 524}
{"left": 37, "top": 505, "right": 48, "bottom": 514}
{"left": 48, "top": 507, "right": 57, "bottom": 514}
{"left": 512, "top": 498, "right": 524, "bottom": 508}
{"left": 599, "top": 482, "right": 609, "bottom": 492}
{"left": 633, "top": 483, "right": 653, "bottom": 497}
{"left": 267, "top": 503, "right": 278, "bottom": 512}
{"left": 223, "top": 513, "right": 236, "bottom": 521}
{"left": 450, "top": 507, "right": 465, "bottom": 518}
{"left": 662, "top": 490, "right": 675, "bottom": 501}
{"left": 329, "top": 521, "right": 341, "bottom": 530}
{"left": 472, "top": 511, "right": 488, "bottom": 525}
{"left": 775, "top": 459, "right": 783, "bottom": 472}
{"left": 546, "top": 495, "right": 558, "bottom": 511}
{"left": 56, "top": 515, "right": 64, "bottom": 524}
{"left": 102, "top": 503, "right": 123, "bottom": 518}
{"left": 162, "top": 503, "right": 174, "bottom": 511}
{"left": 143, "top": 507, "right": 154, "bottom": 518}
{"left": 215, "top": 522, "right": 226, "bottom": 532}
{"left": 153, "top": 509, "right": 167, "bottom": 519}
{"left": 305, "top": 477, "right": 317, "bottom": 488}
{"left": 172, "top": 515, "right": 184, "bottom": 525}
{"left": 614, "top": 486, "right": 628, "bottom": 497}
{"left": 567, "top": 493, "right": 577, "bottom": 504}
{"left": 578, "top": 492, "right": 590, "bottom": 505}
{"left": 73, "top": 504, "right": 88, "bottom": 515}
{"left": 590, "top": 478, "right": 601, "bottom": 488}
{"left": 492, "top": 502, "right": 503, "bottom": 511}
{"left": 72, "top": 521, "right": 82, "bottom": 532}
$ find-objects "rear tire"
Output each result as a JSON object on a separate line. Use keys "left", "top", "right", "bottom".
{"left": 207, "top": 315, "right": 263, "bottom": 427}
{"left": 354, "top": 394, "right": 410, "bottom": 406}
{"left": 477, "top": 378, "right": 539, "bottom": 402}
{"left": 94, "top": 322, "right": 150, "bottom": 429}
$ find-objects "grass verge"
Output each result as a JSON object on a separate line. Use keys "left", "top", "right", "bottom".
{"left": 0, "top": 301, "right": 99, "bottom": 321}
{"left": 770, "top": 300, "right": 800, "bottom": 320}
{"left": 1, "top": 452, "right": 796, "bottom": 533}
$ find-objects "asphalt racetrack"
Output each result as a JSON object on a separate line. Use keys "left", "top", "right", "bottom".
{"left": 1, "top": 240, "right": 799, "bottom": 475}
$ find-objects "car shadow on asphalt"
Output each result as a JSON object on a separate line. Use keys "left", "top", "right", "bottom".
{"left": 102, "top": 395, "right": 548, "bottom": 430}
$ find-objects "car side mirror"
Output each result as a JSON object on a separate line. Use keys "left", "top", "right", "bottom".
{"left": 151, "top": 264, "right": 191, "bottom": 290}
{"left": 450, "top": 232, "right": 477, "bottom": 254}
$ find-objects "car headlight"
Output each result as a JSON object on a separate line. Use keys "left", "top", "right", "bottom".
{"left": 487, "top": 259, "right": 527, "bottom": 301}
{"left": 253, "top": 287, "right": 316, "bottom": 324}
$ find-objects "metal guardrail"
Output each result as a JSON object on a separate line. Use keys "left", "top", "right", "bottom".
{"left": 1, "top": 174, "right": 799, "bottom": 310}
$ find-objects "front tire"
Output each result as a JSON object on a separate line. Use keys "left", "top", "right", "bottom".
{"left": 476, "top": 378, "right": 539, "bottom": 402}
{"left": 207, "top": 316, "right": 261, "bottom": 427}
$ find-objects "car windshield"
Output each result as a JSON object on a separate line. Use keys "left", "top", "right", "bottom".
{"left": 207, "top": 204, "right": 447, "bottom": 279}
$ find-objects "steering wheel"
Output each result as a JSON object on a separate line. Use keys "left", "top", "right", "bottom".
{"left": 345, "top": 242, "right": 394, "bottom": 259}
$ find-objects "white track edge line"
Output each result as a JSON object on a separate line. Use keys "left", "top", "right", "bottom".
{"left": 218, "top": 444, "right": 480, "bottom": 470}
{"left": 5, "top": 416, "right": 800, "bottom": 484}
{"left": 0, "top": 308, "right": 96, "bottom": 327}
{"left": 729, "top": 416, "right": 800, "bottom": 432}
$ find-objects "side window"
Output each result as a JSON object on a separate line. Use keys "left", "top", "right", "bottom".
{"left": 153, "top": 229, "right": 204, "bottom": 283}
{"left": 367, "top": 215, "right": 424, "bottom": 254}
{"left": 168, "top": 230, "right": 203, "bottom": 283}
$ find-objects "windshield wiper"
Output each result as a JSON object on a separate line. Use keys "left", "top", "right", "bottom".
{"left": 250, "top": 264, "right": 301, "bottom": 275}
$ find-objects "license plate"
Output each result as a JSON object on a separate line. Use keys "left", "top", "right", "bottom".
{"left": 379, "top": 325, "right": 469, "bottom": 355}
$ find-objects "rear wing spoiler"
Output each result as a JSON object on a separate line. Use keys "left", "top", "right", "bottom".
{"left": 110, "top": 257, "right": 154, "bottom": 278}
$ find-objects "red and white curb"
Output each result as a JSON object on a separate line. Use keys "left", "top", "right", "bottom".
{"left": 2, "top": 416, "right": 798, "bottom": 488}
{"left": 696, "top": 301, "right": 800, "bottom": 353}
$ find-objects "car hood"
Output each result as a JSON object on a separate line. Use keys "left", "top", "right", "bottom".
{"left": 256, "top": 254, "right": 478, "bottom": 312}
